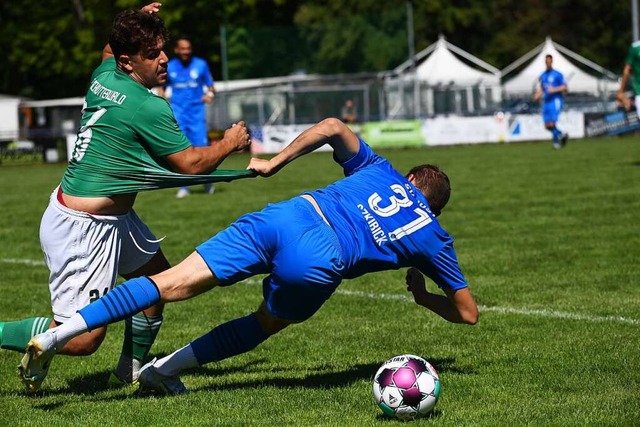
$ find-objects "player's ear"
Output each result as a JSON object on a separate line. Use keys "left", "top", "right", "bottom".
{"left": 117, "top": 54, "right": 134, "bottom": 72}
{"left": 407, "top": 173, "right": 416, "bottom": 185}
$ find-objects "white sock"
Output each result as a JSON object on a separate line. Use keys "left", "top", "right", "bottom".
{"left": 153, "top": 344, "right": 199, "bottom": 377}
{"left": 51, "top": 313, "right": 89, "bottom": 348}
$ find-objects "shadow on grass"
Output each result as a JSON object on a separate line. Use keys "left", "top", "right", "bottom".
{"left": 21, "top": 356, "right": 473, "bottom": 406}
{"left": 194, "top": 356, "right": 470, "bottom": 393}
{"left": 375, "top": 409, "right": 442, "bottom": 423}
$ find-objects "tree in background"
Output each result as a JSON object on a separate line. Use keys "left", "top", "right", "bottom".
{"left": 0, "top": 0, "right": 633, "bottom": 99}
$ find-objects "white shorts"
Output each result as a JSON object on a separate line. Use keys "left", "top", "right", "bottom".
{"left": 40, "top": 188, "right": 161, "bottom": 322}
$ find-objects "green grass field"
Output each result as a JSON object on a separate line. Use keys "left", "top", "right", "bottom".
{"left": 0, "top": 136, "right": 639, "bottom": 426}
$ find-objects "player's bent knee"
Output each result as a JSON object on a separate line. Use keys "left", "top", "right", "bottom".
{"left": 255, "top": 304, "right": 296, "bottom": 336}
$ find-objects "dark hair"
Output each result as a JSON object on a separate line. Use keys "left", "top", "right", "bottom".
{"left": 108, "top": 10, "right": 169, "bottom": 59}
{"left": 545, "top": 54, "right": 553, "bottom": 60}
{"left": 406, "top": 164, "right": 451, "bottom": 216}
{"left": 175, "top": 36, "right": 192, "bottom": 44}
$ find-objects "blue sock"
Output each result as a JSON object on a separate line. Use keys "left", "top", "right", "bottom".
{"left": 190, "top": 313, "right": 269, "bottom": 365}
{"left": 78, "top": 277, "right": 161, "bottom": 331}
{"left": 550, "top": 126, "right": 562, "bottom": 143}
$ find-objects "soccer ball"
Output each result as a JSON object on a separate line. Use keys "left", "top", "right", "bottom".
{"left": 372, "top": 354, "right": 440, "bottom": 421}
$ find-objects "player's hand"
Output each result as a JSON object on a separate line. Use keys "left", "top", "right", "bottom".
{"left": 406, "top": 267, "right": 428, "bottom": 303}
{"left": 224, "top": 121, "right": 251, "bottom": 152}
{"left": 247, "top": 157, "right": 277, "bottom": 177}
{"left": 141, "top": 2, "right": 162, "bottom": 14}
{"left": 202, "top": 94, "right": 214, "bottom": 104}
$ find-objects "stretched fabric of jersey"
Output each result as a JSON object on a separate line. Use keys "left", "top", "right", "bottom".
{"left": 61, "top": 57, "right": 253, "bottom": 196}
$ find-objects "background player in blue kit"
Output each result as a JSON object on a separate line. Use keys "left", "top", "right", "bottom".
{"left": 533, "top": 54, "right": 568, "bottom": 149}
{"left": 21, "top": 118, "right": 478, "bottom": 394}
{"left": 161, "top": 36, "right": 217, "bottom": 197}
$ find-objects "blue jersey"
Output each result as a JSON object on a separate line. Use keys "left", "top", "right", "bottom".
{"left": 306, "top": 140, "right": 467, "bottom": 291}
{"left": 166, "top": 57, "right": 213, "bottom": 116}
{"left": 538, "top": 68, "right": 566, "bottom": 103}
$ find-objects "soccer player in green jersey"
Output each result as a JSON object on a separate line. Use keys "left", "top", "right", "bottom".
{"left": 618, "top": 41, "right": 640, "bottom": 115}
{"left": 2, "top": 3, "right": 252, "bottom": 393}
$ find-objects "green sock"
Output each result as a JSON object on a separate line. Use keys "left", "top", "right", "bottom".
{"left": 115, "top": 314, "right": 163, "bottom": 382}
{"left": 0, "top": 317, "right": 52, "bottom": 352}
{"left": 122, "top": 313, "right": 163, "bottom": 362}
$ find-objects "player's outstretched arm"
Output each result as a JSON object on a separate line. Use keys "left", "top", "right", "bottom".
{"left": 165, "top": 122, "right": 251, "bottom": 175}
{"left": 248, "top": 117, "right": 360, "bottom": 177}
{"left": 406, "top": 268, "right": 478, "bottom": 325}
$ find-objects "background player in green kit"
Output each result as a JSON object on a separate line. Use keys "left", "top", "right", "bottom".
{"left": 617, "top": 40, "right": 640, "bottom": 115}
{"left": 0, "top": 3, "right": 252, "bottom": 392}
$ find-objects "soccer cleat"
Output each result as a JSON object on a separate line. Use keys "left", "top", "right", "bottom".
{"left": 204, "top": 183, "right": 215, "bottom": 195}
{"left": 176, "top": 188, "right": 190, "bottom": 199}
{"left": 560, "top": 133, "right": 569, "bottom": 147}
{"left": 17, "top": 331, "right": 58, "bottom": 393}
{"left": 108, "top": 371, "right": 139, "bottom": 389}
{"left": 553, "top": 143, "right": 561, "bottom": 150}
{"left": 138, "top": 358, "right": 188, "bottom": 395}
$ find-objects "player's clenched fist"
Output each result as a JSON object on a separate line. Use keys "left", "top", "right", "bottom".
{"left": 225, "top": 121, "right": 251, "bottom": 151}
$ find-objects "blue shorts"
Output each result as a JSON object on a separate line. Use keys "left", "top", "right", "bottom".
{"left": 174, "top": 107, "right": 208, "bottom": 147}
{"left": 542, "top": 98, "right": 563, "bottom": 124}
{"left": 196, "top": 197, "right": 345, "bottom": 321}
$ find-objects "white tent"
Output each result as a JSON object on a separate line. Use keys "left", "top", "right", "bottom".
{"left": 388, "top": 35, "right": 502, "bottom": 116}
{"left": 502, "top": 37, "right": 619, "bottom": 96}
{"left": 0, "top": 94, "right": 22, "bottom": 141}
{"left": 395, "top": 35, "right": 501, "bottom": 87}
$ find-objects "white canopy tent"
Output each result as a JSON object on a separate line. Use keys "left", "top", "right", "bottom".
{"left": 388, "top": 35, "right": 502, "bottom": 117}
{"left": 502, "top": 37, "right": 619, "bottom": 97}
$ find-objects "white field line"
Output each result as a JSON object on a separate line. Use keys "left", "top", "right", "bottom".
{"left": 3, "top": 258, "right": 638, "bottom": 326}
{"left": 0, "top": 258, "right": 46, "bottom": 266}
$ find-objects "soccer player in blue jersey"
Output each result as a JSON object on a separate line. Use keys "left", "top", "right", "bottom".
{"left": 533, "top": 54, "right": 569, "bottom": 149}
{"left": 161, "top": 36, "right": 217, "bottom": 197}
{"left": 20, "top": 118, "right": 478, "bottom": 394}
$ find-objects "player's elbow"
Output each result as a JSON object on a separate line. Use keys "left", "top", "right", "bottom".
{"left": 319, "top": 117, "right": 348, "bottom": 137}
{"left": 460, "top": 307, "right": 479, "bottom": 325}
{"left": 166, "top": 147, "right": 207, "bottom": 175}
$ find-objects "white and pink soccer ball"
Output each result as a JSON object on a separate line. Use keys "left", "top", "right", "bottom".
{"left": 372, "top": 354, "right": 440, "bottom": 421}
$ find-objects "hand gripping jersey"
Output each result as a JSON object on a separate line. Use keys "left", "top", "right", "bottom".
{"left": 306, "top": 141, "right": 467, "bottom": 291}
{"left": 62, "top": 58, "right": 250, "bottom": 197}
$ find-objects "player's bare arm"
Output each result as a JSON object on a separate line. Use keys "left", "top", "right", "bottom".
{"left": 548, "top": 84, "right": 568, "bottom": 94}
{"left": 248, "top": 117, "right": 360, "bottom": 177}
{"left": 406, "top": 268, "right": 478, "bottom": 325}
{"left": 202, "top": 85, "right": 215, "bottom": 104}
{"left": 532, "top": 85, "right": 543, "bottom": 101}
{"left": 165, "top": 121, "right": 251, "bottom": 174}
{"left": 618, "top": 64, "right": 632, "bottom": 110}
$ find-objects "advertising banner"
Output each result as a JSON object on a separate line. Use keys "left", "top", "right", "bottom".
{"left": 422, "top": 115, "right": 506, "bottom": 146}
{"left": 585, "top": 111, "right": 640, "bottom": 136}
{"left": 506, "top": 111, "right": 585, "bottom": 142}
{"left": 359, "top": 120, "right": 424, "bottom": 148}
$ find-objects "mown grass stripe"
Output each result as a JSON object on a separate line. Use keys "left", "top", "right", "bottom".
{"left": 5, "top": 258, "right": 635, "bottom": 326}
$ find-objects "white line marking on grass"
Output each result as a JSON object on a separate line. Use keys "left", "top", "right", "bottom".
{"left": 2, "top": 259, "right": 637, "bottom": 325}
{"left": 477, "top": 305, "right": 640, "bottom": 325}
{"left": 0, "top": 258, "right": 46, "bottom": 266}
{"left": 334, "top": 289, "right": 640, "bottom": 326}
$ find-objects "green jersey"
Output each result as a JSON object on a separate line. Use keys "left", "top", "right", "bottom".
{"left": 62, "top": 58, "right": 251, "bottom": 197}
{"left": 625, "top": 41, "right": 640, "bottom": 96}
